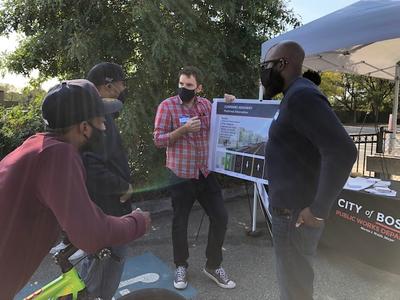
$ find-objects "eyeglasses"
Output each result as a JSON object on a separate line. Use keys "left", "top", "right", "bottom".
{"left": 260, "top": 58, "right": 287, "bottom": 70}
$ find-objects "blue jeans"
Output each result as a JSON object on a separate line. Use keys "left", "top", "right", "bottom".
{"left": 80, "top": 245, "right": 127, "bottom": 300}
{"left": 270, "top": 208, "right": 324, "bottom": 300}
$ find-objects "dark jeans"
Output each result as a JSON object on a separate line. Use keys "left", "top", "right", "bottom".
{"left": 270, "top": 207, "right": 324, "bottom": 300}
{"left": 169, "top": 171, "right": 228, "bottom": 269}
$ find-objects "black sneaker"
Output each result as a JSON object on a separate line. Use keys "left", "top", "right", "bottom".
{"left": 203, "top": 266, "right": 236, "bottom": 289}
{"left": 174, "top": 266, "right": 188, "bottom": 289}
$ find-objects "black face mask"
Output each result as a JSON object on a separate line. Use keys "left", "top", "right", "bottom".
{"left": 260, "top": 67, "right": 285, "bottom": 99}
{"left": 118, "top": 88, "right": 128, "bottom": 103}
{"left": 178, "top": 87, "right": 196, "bottom": 103}
{"left": 80, "top": 122, "right": 106, "bottom": 153}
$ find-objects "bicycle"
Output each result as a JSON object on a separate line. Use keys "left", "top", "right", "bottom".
{"left": 24, "top": 243, "right": 105, "bottom": 300}
{"left": 23, "top": 243, "right": 186, "bottom": 300}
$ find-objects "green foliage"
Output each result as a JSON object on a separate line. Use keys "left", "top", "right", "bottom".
{"left": 319, "top": 72, "right": 343, "bottom": 102}
{"left": 0, "top": 90, "right": 45, "bottom": 158}
{"left": 0, "top": 0, "right": 139, "bottom": 78}
{"left": 0, "top": 0, "right": 300, "bottom": 186}
{"left": 323, "top": 72, "right": 395, "bottom": 123}
{"left": 359, "top": 76, "right": 394, "bottom": 122}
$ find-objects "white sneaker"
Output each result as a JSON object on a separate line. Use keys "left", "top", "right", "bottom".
{"left": 49, "top": 241, "right": 67, "bottom": 254}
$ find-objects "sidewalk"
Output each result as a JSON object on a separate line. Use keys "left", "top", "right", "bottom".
{"left": 22, "top": 190, "right": 400, "bottom": 300}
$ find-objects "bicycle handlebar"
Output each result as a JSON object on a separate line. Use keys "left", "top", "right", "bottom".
{"left": 53, "top": 243, "right": 120, "bottom": 273}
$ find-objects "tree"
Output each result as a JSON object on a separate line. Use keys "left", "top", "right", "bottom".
{"left": 326, "top": 73, "right": 366, "bottom": 123}
{"left": 0, "top": 0, "right": 300, "bottom": 185}
{"left": 319, "top": 72, "right": 343, "bottom": 103}
{"left": 358, "top": 77, "right": 394, "bottom": 123}
{"left": 326, "top": 72, "right": 394, "bottom": 123}
{"left": 0, "top": 83, "right": 25, "bottom": 102}
{"left": 0, "top": 89, "right": 45, "bottom": 159}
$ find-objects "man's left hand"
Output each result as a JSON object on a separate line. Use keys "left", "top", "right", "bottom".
{"left": 224, "top": 93, "right": 236, "bottom": 103}
{"left": 296, "top": 207, "right": 324, "bottom": 228}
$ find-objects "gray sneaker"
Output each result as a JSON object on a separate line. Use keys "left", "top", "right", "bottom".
{"left": 203, "top": 266, "right": 236, "bottom": 289}
{"left": 174, "top": 266, "right": 188, "bottom": 289}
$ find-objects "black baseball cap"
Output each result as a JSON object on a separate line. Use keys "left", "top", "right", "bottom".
{"left": 87, "top": 62, "right": 127, "bottom": 86}
{"left": 42, "top": 79, "right": 115, "bottom": 129}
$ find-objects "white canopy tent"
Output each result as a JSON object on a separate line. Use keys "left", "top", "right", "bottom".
{"left": 260, "top": 0, "right": 400, "bottom": 152}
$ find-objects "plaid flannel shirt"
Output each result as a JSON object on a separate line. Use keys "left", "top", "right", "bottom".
{"left": 154, "top": 95, "right": 211, "bottom": 179}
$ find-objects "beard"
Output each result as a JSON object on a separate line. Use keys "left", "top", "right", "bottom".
{"left": 80, "top": 125, "right": 106, "bottom": 154}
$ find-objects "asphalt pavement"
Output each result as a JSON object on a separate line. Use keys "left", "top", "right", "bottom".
{"left": 20, "top": 189, "right": 400, "bottom": 300}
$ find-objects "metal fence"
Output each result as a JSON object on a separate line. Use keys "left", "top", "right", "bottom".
{"left": 350, "top": 126, "right": 386, "bottom": 176}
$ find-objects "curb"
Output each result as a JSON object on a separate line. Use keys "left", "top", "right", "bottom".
{"left": 133, "top": 185, "right": 251, "bottom": 215}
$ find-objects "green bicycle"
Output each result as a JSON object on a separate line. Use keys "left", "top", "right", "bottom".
{"left": 23, "top": 243, "right": 186, "bottom": 300}
{"left": 24, "top": 243, "right": 100, "bottom": 300}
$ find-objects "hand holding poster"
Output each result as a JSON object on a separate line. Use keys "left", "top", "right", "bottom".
{"left": 208, "top": 99, "right": 280, "bottom": 184}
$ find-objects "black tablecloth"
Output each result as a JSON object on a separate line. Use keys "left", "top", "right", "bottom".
{"left": 321, "top": 180, "right": 400, "bottom": 274}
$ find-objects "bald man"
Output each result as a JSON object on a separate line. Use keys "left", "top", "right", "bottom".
{"left": 262, "top": 41, "right": 357, "bottom": 300}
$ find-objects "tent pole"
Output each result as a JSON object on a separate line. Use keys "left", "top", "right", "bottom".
{"left": 389, "top": 63, "right": 400, "bottom": 154}
{"left": 259, "top": 83, "right": 264, "bottom": 100}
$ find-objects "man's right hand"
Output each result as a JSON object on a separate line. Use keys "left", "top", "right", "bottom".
{"left": 133, "top": 208, "right": 151, "bottom": 233}
{"left": 296, "top": 207, "right": 324, "bottom": 228}
{"left": 184, "top": 116, "right": 201, "bottom": 133}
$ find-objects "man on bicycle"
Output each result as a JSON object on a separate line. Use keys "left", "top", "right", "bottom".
{"left": 0, "top": 79, "right": 151, "bottom": 299}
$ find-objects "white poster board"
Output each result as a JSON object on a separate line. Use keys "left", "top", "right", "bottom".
{"left": 208, "top": 99, "right": 280, "bottom": 184}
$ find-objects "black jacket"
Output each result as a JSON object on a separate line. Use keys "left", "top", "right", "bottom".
{"left": 82, "top": 114, "right": 132, "bottom": 216}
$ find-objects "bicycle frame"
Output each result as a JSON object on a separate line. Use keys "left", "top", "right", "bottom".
{"left": 24, "top": 267, "right": 85, "bottom": 300}
{"left": 24, "top": 244, "right": 88, "bottom": 300}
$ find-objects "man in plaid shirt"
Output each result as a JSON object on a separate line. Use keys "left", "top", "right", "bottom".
{"left": 154, "top": 66, "right": 236, "bottom": 290}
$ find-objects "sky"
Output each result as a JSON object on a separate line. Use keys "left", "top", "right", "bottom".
{"left": 288, "top": 0, "right": 359, "bottom": 25}
{"left": 0, "top": 0, "right": 359, "bottom": 91}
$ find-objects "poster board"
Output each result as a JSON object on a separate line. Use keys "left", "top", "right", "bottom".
{"left": 208, "top": 99, "right": 279, "bottom": 185}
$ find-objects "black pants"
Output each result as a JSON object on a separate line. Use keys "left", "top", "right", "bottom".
{"left": 169, "top": 172, "right": 228, "bottom": 269}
